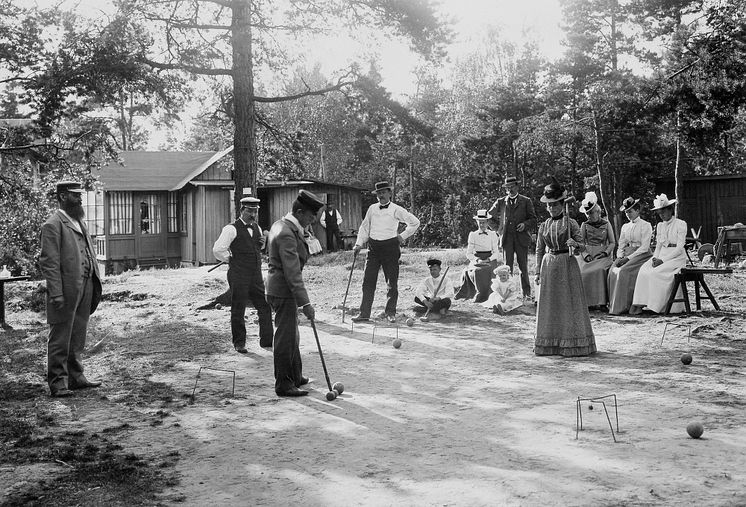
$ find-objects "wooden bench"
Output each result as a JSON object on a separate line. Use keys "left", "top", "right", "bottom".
{"left": 664, "top": 267, "right": 733, "bottom": 315}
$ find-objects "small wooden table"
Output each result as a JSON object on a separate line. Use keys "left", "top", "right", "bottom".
{"left": 664, "top": 267, "right": 732, "bottom": 315}
{"left": 0, "top": 275, "right": 31, "bottom": 329}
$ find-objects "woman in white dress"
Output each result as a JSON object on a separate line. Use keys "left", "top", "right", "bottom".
{"left": 482, "top": 264, "right": 523, "bottom": 314}
{"left": 630, "top": 194, "right": 688, "bottom": 314}
{"left": 455, "top": 210, "right": 501, "bottom": 303}
{"left": 607, "top": 197, "right": 653, "bottom": 315}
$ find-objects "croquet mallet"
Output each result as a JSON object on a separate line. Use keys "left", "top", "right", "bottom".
{"left": 423, "top": 265, "right": 451, "bottom": 319}
{"left": 341, "top": 250, "right": 359, "bottom": 323}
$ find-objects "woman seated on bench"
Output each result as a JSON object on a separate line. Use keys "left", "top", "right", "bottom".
{"left": 630, "top": 194, "right": 687, "bottom": 314}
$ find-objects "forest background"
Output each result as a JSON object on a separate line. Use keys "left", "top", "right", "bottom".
{"left": 1, "top": 0, "right": 745, "bottom": 275}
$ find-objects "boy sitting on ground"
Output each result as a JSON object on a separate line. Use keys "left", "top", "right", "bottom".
{"left": 414, "top": 258, "right": 454, "bottom": 320}
{"left": 482, "top": 264, "right": 523, "bottom": 315}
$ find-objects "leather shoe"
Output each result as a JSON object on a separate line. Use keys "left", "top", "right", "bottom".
{"left": 70, "top": 379, "right": 102, "bottom": 390}
{"left": 351, "top": 316, "right": 370, "bottom": 323}
{"left": 259, "top": 341, "right": 273, "bottom": 348}
{"left": 51, "top": 388, "right": 74, "bottom": 398}
{"left": 386, "top": 314, "right": 396, "bottom": 323}
{"left": 235, "top": 346, "right": 248, "bottom": 354}
{"left": 276, "top": 387, "right": 308, "bottom": 397}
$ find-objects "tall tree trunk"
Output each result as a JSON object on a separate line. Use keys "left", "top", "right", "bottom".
{"left": 232, "top": 0, "right": 257, "bottom": 214}
{"left": 674, "top": 109, "right": 683, "bottom": 217}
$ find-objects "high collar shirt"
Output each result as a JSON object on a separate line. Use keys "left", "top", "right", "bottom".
{"left": 466, "top": 229, "right": 501, "bottom": 261}
{"left": 653, "top": 216, "right": 687, "bottom": 261}
{"left": 212, "top": 217, "right": 255, "bottom": 263}
{"left": 616, "top": 217, "right": 652, "bottom": 259}
{"left": 415, "top": 273, "right": 454, "bottom": 300}
{"left": 355, "top": 201, "right": 420, "bottom": 247}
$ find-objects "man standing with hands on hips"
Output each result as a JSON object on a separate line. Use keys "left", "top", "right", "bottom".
{"left": 213, "top": 196, "right": 274, "bottom": 352}
{"left": 265, "top": 190, "right": 325, "bottom": 397}
{"left": 40, "top": 181, "right": 103, "bottom": 397}
{"left": 488, "top": 175, "right": 537, "bottom": 300}
{"left": 352, "top": 181, "right": 420, "bottom": 323}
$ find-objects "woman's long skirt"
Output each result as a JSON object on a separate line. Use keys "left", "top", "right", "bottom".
{"left": 607, "top": 253, "right": 651, "bottom": 315}
{"left": 577, "top": 245, "right": 613, "bottom": 307}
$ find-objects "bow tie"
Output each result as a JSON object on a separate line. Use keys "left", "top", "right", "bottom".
{"left": 380, "top": 203, "right": 390, "bottom": 210}
{"left": 478, "top": 231, "right": 488, "bottom": 235}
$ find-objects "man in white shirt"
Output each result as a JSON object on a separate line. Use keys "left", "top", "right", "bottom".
{"left": 352, "top": 181, "right": 420, "bottom": 323}
{"left": 319, "top": 201, "right": 344, "bottom": 252}
{"left": 414, "top": 259, "right": 454, "bottom": 318}
{"left": 212, "top": 196, "right": 273, "bottom": 352}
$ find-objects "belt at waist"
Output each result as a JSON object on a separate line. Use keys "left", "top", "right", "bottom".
{"left": 549, "top": 249, "right": 569, "bottom": 255}
{"left": 369, "top": 237, "right": 399, "bottom": 244}
{"left": 663, "top": 243, "right": 678, "bottom": 247}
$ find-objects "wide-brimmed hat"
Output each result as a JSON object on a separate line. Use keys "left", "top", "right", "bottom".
{"left": 473, "top": 209, "right": 492, "bottom": 220}
{"left": 296, "top": 189, "right": 325, "bottom": 213}
{"left": 426, "top": 258, "right": 442, "bottom": 267}
{"left": 539, "top": 183, "right": 568, "bottom": 203}
{"left": 580, "top": 191, "right": 600, "bottom": 215}
{"left": 371, "top": 181, "right": 392, "bottom": 194}
{"left": 240, "top": 196, "right": 260, "bottom": 208}
{"left": 619, "top": 196, "right": 640, "bottom": 212}
{"left": 652, "top": 193, "right": 677, "bottom": 211}
{"left": 56, "top": 180, "right": 85, "bottom": 194}
{"left": 503, "top": 176, "right": 519, "bottom": 188}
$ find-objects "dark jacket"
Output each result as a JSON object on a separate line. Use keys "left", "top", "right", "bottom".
{"left": 488, "top": 194, "right": 537, "bottom": 249}
{"left": 40, "top": 210, "right": 103, "bottom": 324}
{"left": 265, "top": 217, "right": 310, "bottom": 305}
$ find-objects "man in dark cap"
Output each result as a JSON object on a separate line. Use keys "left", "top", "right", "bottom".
{"left": 265, "top": 189, "right": 325, "bottom": 397}
{"left": 39, "top": 181, "right": 103, "bottom": 397}
{"left": 488, "top": 175, "right": 537, "bottom": 300}
{"left": 213, "top": 195, "right": 274, "bottom": 352}
{"left": 352, "top": 181, "right": 420, "bottom": 323}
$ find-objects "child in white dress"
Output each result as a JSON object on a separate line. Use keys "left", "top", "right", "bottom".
{"left": 482, "top": 264, "right": 523, "bottom": 314}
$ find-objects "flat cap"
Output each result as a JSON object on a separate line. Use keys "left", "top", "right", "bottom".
{"left": 426, "top": 258, "right": 442, "bottom": 267}
{"left": 296, "top": 189, "right": 324, "bottom": 213}
{"left": 56, "top": 181, "right": 85, "bottom": 194}
{"left": 240, "top": 196, "right": 261, "bottom": 207}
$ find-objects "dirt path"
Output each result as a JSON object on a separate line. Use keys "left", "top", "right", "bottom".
{"left": 2, "top": 253, "right": 745, "bottom": 506}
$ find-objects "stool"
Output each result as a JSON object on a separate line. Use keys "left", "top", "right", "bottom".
{"left": 664, "top": 267, "right": 731, "bottom": 314}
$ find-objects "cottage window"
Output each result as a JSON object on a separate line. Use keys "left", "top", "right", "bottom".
{"left": 140, "top": 194, "right": 161, "bottom": 234}
{"left": 81, "top": 190, "right": 104, "bottom": 236}
{"left": 108, "top": 191, "right": 133, "bottom": 235}
{"left": 167, "top": 192, "right": 180, "bottom": 233}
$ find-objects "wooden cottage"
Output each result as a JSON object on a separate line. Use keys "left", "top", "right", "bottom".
{"left": 86, "top": 149, "right": 366, "bottom": 274}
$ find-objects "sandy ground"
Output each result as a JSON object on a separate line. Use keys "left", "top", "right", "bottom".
{"left": 2, "top": 250, "right": 746, "bottom": 506}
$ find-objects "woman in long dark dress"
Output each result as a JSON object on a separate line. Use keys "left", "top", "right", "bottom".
{"left": 534, "top": 183, "right": 596, "bottom": 357}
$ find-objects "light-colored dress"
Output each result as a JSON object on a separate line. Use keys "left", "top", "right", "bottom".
{"left": 534, "top": 216, "right": 596, "bottom": 357}
{"left": 455, "top": 229, "right": 500, "bottom": 303}
{"left": 577, "top": 218, "right": 616, "bottom": 306}
{"left": 482, "top": 277, "right": 523, "bottom": 312}
{"left": 632, "top": 217, "right": 688, "bottom": 313}
{"left": 305, "top": 226, "right": 322, "bottom": 255}
{"left": 607, "top": 217, "right": 652, "bottom": 314}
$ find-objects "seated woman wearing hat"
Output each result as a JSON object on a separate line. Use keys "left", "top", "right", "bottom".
{"left": 455, "top": 210, "right": 501, "bottom": 304}
{"left": 607, "top": 196, "right": 653, "bottom": 315}
{"left": 576, "top": 192, "right": 616, "bottom": 310}
{"left": 534, "top": 183, "right": 596, "bottom": 357}
{"left": 630, "top": 194, "right": 688, "bottom": 314}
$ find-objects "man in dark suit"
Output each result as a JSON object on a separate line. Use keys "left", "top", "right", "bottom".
{"left": 40, "top": 181, "right": 103, "bottom": 397}
{"left": 488, "top": 175, "right": 537, "bottom": 298}
{"left": 212, "top": 196, "right": 274, "bottom": 352}
{"left": 265, "top": 190, "right": 325, "bottom": 397}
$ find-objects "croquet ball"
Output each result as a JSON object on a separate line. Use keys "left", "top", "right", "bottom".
{"left": 588, "top": 405, "right": 594, "bottom": 410}
{"left": 326, "top": 391, "right": 337, "bottom": 401}
{"left": 406, "top": 318, "right": 414, "bottom": 327}
{"left": 392, "top": 338, "right": 402, "bottom": 349}
{"left": 681, "top": 353, "right": 693, "bottom": 365}
{"left": 686, "top": 421, "right": 704, "bottom": 439}
{"left": 215, "top": 303, "right": 222, "bottom": 310}
{"left": 332, "top": 382, "right": 345, "bottom": 394}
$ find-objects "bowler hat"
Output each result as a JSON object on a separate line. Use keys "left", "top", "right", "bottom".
{"left": 503, "top": 176, "right": 519, "bottom": 187}
{"left": 426, "top": 258, "right": 442, "bottom": 267}
{"left": 619, "top": 196, "right": 640, "bottom": 212}
{"left": 371, "top": 181, "right": 392, "bottom": 194}
{"left": 539, "top": 183, "right": 568, "bottom": 203}
{"left": 651, "top": 193, "right": 677, "bottom": 211}
{"left": 240, "top": 196, "right": 260, "bottom": 207}
{"left": 473, "top": 209, "right": 492, "bottom": 220}
{"left": 296, "top": 189, "right": 325, "bottom": 213}
{"left": 56, "top": 181, "right": 84, "bottom": 194}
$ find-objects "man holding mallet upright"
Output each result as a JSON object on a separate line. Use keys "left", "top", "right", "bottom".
{"left": 352, "top": 181, "right": 420, "bottom": 323}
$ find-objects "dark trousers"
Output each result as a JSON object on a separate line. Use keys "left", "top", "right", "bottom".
{"left": 504, "top": 236, "right": 531, "bottom": 296}
{"left": 230, "top": 273, "right": 273, "bottom": 348}
{"left": 359, "top": 238, "right": 401, "bottom": 318}
{"left": 414, "top": 296, "right": 452, "bottom": 313}
{"left": 325, "top": 227, "right": 343, "bottom": 252}
{"left": 48, "top": 276, "right": 92, "bottom": 392}
{"left": 267, "top": 295, "right": 303, "bottom": 393}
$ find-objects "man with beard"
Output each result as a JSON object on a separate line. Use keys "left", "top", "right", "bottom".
{"left": 213, "top": 196, "right": 274, "bottom": 352}
{"left": 39, "top": 181, "right": 103, "bottom": 397}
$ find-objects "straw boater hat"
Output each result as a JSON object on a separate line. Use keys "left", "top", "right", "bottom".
{"left": 651, "top": 193, "right": 677, "bottom": 211}
{"left": 580, "top": 191, "right": 600, "bottom": 215}
{"left": 503, "top": 176, "right": 519, "bottom": 188}
{"left": 619, "top": 196, "right": 640, "bottom": 212}
{"left": 371, "top": 181, "right": 392, "bottom": 194}
{"left": 539, "top": 183, "right": 568, "bottom": 203}
{"left": 473, "top": 209, "right": 492, "bottom": 220}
